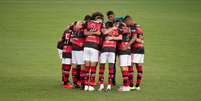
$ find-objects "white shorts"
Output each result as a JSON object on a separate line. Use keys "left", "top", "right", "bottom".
{"left": 131, "top": 54, "right": 144, "bottom": 63}
{"left": 62, "top": 58, "right": 71, "bottom": 65}
{"left": 83, "top": 47, "right": 99, "bottom": 62}
{"left": 72, "top": 50, "right": 84, "bottom": 65}
{"left": 57, "top": 49, "right": 63, "bottom": 59}
{"left": 119, "top": 55, "right": 131, "bottom": 66}
{"left": 100, "top": 52, "right": 115, "bottom": 64}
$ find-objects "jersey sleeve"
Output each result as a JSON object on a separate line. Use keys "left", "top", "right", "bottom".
{"left": 135, "top": 24, "right": 143, "bottom": 34}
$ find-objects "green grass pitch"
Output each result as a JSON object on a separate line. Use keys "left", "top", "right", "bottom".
{"left": 0, "top": 0, "right": 201, "bottom": 101}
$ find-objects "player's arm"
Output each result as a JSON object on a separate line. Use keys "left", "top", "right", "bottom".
{"left": 84, "top": 29, "right": 101, "bottom": 36}
{"left": 105, "top": 34, "right": 122, "bottom": 41}
{"left": 128, "top": 33, "right": 137, "bottom": 46}
{"left": 70, "top": 37, "right": 76, "bottom": 44}
{"left": 135, "top": 38, "right": 144, "bottom": 43}
{"left": 102, "top": 26, "right": 117, "bottom": 35}
{"left": 113, "top": 34, "right": 122, "bottom": 40}
{"left": 94, "top": 30, "right": 101, "bottom": 35}
{"left": 69, "top": 38, "right": 83, "bottom": 47}
{"left": 123, "top": 24, "right": 143, "bottom": 48}
{"left": 107, "top": 34, "right": 122, "bottom": 41}
{"left": 120, "top": 34, "right": 136, "bottom": 51}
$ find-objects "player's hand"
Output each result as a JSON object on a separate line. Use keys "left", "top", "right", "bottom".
{"left": 70, "top": 38, "right": 74, "bottom": 43}
{"left": 105, "top": 36, "right": 113, "bottom": 41}
{"left": 79, "top": 43, "right": 83, "bottom": 47}
{"left": 94, "top": 31, "right": 101, "bottom": 35}
{"left": 141, "top": 40, "right": 144, "bottom": 44}
{"left": 121, "top": 46, "right": 128, "bottom": 51}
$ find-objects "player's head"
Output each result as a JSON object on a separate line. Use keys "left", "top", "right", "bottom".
{"left": 73, "top": 21, "right": 83, "bottom": 31}
{"left": 124, "top": 15, "right": 136, "bottom": 26}
{"left": 84, "top": 14, "right": 91, "bottom": 22}
{"left": 106, "top": 10, "right": 115, "bottom": 22}
{"left": 105, "top": 21, "right": 114, "bottom": 28}
{"left": 91, "top": 11, "right": 104, "bottom": 22}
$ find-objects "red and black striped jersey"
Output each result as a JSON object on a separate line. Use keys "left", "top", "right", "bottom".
{"left": 62, "top": 30, "right": 72, "bottom": 58}
{"left": 117, "top": 25, "right": 132, "bottom": 55}
{"left": 84, "top": 20, "right": 104, "bottom": 50}
{"left": 71, "top": 28, "right": 85, "bottom": 51}
{"left": 101, "top": 29, "right": 119, "bottom": 52}
{"left": 130, "top": 24, "right": 144, "bottom": 48}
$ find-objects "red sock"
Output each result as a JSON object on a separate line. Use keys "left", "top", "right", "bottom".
{"left": 80, "top": 69, "right": 85, "bottom": 84}
{"left": 89, "top": 66, "right": 96, "bottom": 86}
{"left": 99, "top": 64, "right": 105, "bottom": 84}
{"left": 122, "top": 68, "right": 129, "bottom": 86}
{"left": 84, "top": 66, "right": 90, "bottom": 85}
{"left": 62, "top": 64, "right": 71, "bottom": 85}
{"left": 128, "top": 66, "right": 134, "bottom": 86}
{"left": 136, "top": 64, "right": 143, "bottom": 87}
{"left": 108, "top": 64, "right": 114, "bottom": 85}
{"left": 72, "top": 67, "right": 77, "bottom": 83}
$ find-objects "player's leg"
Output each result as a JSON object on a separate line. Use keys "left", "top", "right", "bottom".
{"left": 76, "top": 50, "right": 85, "bottom": 90}
{"left": 129, "top": 53, "right": 135, "bottom": 90}
{"left": 133, "top": 54, "right": 144, "bottom": 90}
{"left": 98, "top": 52, "right": 107, "bottom": 91}
{"left": 71, "top": 64, "right": 79, "bottom": 87}
{"left": 83, "top": 47, "right": 91, "bottom": 91}
{"left": 80, "top": 64, "right": 85, "bottom": 90}
{"left": 98, "top": 63, "right": 105, "bottom": 91}
{"left": 71, "top": 51, "right": 78, "bottom": 87}
{"left": 135, "top": 63, "right": 143, "bottom": 90}
{"left": 62, "top": 58, "right": 73, "bottom": 88}
{"left": 71, "top": 51, "right": 82, "bottom": 88}
{"left": 84, "top": 61, "right": 90, "bottom": 91}
{"left": 106, "top": 52, "right": 115, "bottom": 91}
{"left": 88, "top": 48, "right": 99, "bottom": 91}
{"left": 62, "top": 45, "right": 73, "bottom": 88}
{"left": 128, "top": 63, "right": 135, "bottom": 90}
{"left": 118, "top": 55, "right": 131, "bottom": 91}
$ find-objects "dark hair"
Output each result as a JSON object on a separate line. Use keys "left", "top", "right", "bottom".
{"left": 84, "top": 14, "right": 91, "bottom": 21}
{"left": 91, "top": 11, "right": 104, "bottom": 20}
{"left": 106, "top": 21, "right": 114, "bottom": 28}
{"left": 124, "top": 15, "right": 132, "bottom": 21}
{"left": 106, "top": 10, "right": 114, "bottom": 16}
{"left": 107, "top": 11, "right": 114, "bottom": 16}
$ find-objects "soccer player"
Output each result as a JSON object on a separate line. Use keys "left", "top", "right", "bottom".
{"left": 131, "top": 29, "right": 144, "bottom": 91}
{"left": 60, "top": 23, "right": 75, "bottom": 88}
{"left": 98, "top": 20, "right": 122, "bottom": 91}
{"left": 57, "top": 23, "right": 74, "bottom": 87}
{"left": 57, "top": 23, "right": 74, "bottom": 60}
{"left": 83, "top": 14, "right": 91, "bottom": 26}
{"left": 124, "top": 16, "right": 144, "bottom": 90}
{"left": 105, "top": 10, "right": 117, "bottom": 85}
{"left": 117, "top": 20, "right": 132, "bottom": 91}
{"left": 83, "top": 12, "right": 104, "bottom": 91}
{"left": 68, "top": 15, "right": 92, "bottom": 89}
{"left": 70, "top": 21, "right": 85, "bottom": 88}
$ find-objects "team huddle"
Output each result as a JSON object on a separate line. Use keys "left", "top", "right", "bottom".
{"left": 57, "top": 11, "right": 144, "bottom": 92}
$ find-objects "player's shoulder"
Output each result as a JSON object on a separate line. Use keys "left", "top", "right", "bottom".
{"left": 115, "top": 16, "right": 126, "bottom": 22}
